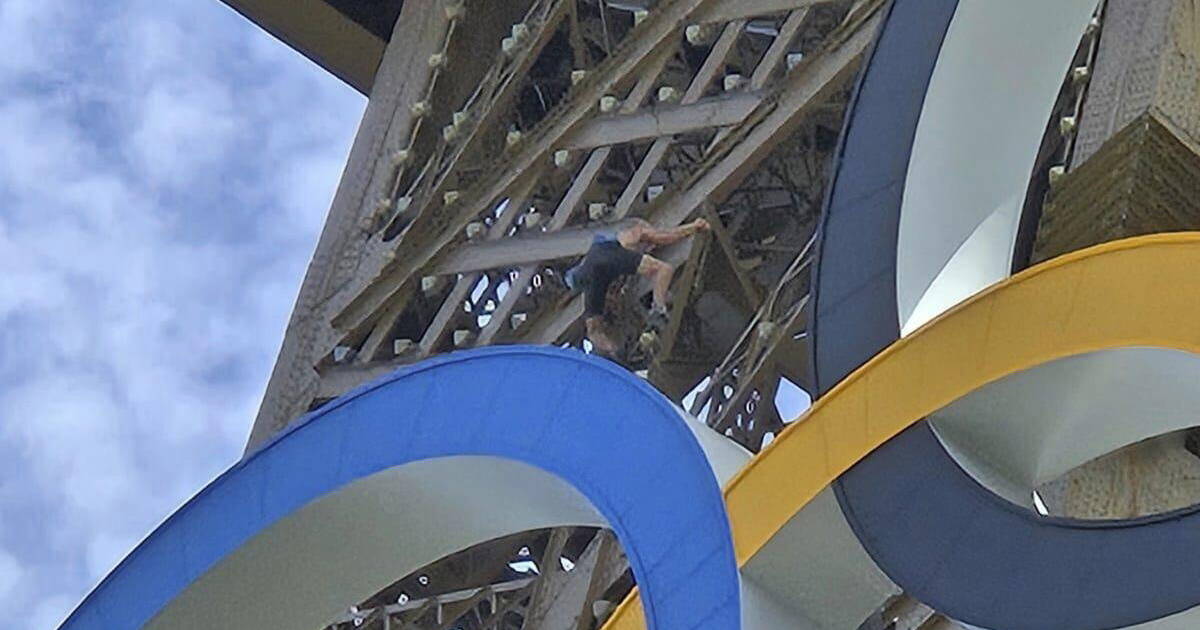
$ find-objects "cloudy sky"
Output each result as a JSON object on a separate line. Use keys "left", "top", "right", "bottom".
{"left": 0, "top": 1, "right": 363, "bottom": 626}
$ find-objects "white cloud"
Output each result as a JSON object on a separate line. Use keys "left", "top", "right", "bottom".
{"left": 0, "top": 549, "right": 23, "bottom": 602}
{"left": 0, "top": 0, "right": 365, "bottom": 627}
{"left": 30, "top": 594, "right": 74, "bottom": 630}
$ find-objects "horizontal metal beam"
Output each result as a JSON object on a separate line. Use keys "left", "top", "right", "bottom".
{"left": 560, "top": 92, "right": 764, "bottom": 150}
{"left": 434, "top": 227, "right": 603, "bottom": 275}
{"left": 695, "top": 0, "right": 835, "bottom": 23}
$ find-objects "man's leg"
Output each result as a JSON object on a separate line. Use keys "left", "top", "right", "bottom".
{"left": 583, "top": 274, "right": 620, "bottom": 356}
{"left": 585, "top": 316, "right": 619, "bottom": 356}
{"left": 637, "top": 255, "right": 675, "bottom": 313}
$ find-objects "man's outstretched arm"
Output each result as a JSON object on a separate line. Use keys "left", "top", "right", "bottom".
{"left": 620, "top": 218, "right": 710, "bottom": 248}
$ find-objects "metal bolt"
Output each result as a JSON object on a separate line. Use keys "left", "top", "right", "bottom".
{"left": 685, "top": 24, "right": 716, "bottom": 46}
{"left": 1060, "top": 116, "right": 1077, "bottom": 136}
{"left": 1048, "top": 165, "right": 1066, "bottom": 186}
{"left": 453, "top": 329, "right": 476, "bottom": 347}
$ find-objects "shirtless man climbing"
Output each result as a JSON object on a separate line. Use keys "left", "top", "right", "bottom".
{"left": 563, "top": 217, "right": 710, "bottom": 357}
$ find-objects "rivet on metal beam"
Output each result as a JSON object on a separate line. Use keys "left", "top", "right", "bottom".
{"left": 1086, "top": 15, "right": 1102, "bottom": 36}
{"left": 444, "top": 190, "right": 461, "bottom": 205}
{"left": 453, "top": 329, "right": 477, "bottom": 347}
{"left": 394, "top": 196, "right": 412, "bottom": 214}
{"left": 501, "top": 36, "right": 519, "bottom": 56}
{"left": 633, "top": 9, "right": 649, "bottom": 26}
{"left": 411, "top": 100, "right": 431, "bottom": 116}
{"left": 588, "top": 203, "right": 610, "bottom": 221}
{"left": 1048, "top": 165, "right": 1066, "bottom": 186}
{"left": 746, "top": 19, "right": 780, "bottom": 37}
{"left": 506, "top": 129, "right": 523, "bottom": 147}
{"left": 657, "top": 86, "right": 681, "bottom": 103}
{"left": 785, "top": 52, "right": 805, "bottom": 71}
{"left": 593, "top": 597, "right": 616, "bottom": 622}
{"left": 685, "top": 24, "right": 716, "bottom": 46}
{"left": 722, "top": 74, "right": 746, "bottom": 92}
{"left": 442, "top": 124, "right": 459, "bottom": 142}
{"left": 1059, "top": 116, "right": 1077, "bottom": 137}
{"left": 444, "top": 0, "right": 465, "bottom": 20}
{"left": 646, "top": 184, "right": 664, "bottom": 202}
{"left": 512, "top": 23, "right": 530, "bottom": 41}
{"left": 1071, "top": 66, "right": 1091, "bottom": 85}
{"left": 393, "top": 339, "right": 415, "bottom": 355}
{"left": 452, "top": 110, "right": 470, "bottom": 128}
{"left": 553, "top": 149, "right": 571, "bottom": 168}
{"left": 421, "top": 276, "right": 440, "bottom": 294}
{"left": 390, "top": 149, "right": 411, "bottom": 166}
{"left": 599, "top": 95, "right": 620, "bottom": 113}
{"left": 571, "top": 70, "right": 588, "bottom": 85}
{"left": 522, "top": 212, "right": 544, "bottom": 229}
{"left": 465, "top": 221, "right": 486, "bottom": 240}
{"left": 428, "top": 52, "right": 448, "bottom": 68}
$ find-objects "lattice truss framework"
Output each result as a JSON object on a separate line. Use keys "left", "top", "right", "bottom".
{"left": 296, "top": 0, "right": 876, "bottom": 438}
{"left": 232, "top": 0, "right": 1100, "bottom": 627}
{"left": 282, "top": 0, "right": 880, "bottom": 627}
{"left": 250, "top": 0, "right": 1116, "bottom": 627}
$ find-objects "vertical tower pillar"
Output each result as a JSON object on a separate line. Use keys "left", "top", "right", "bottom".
{"left": 1033, "top": 0, "right": 1200, "bottom": 518}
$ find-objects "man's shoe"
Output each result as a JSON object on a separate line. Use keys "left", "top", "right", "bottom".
{"left": 647, "top": 306, "right": 669, "bottom": 329}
